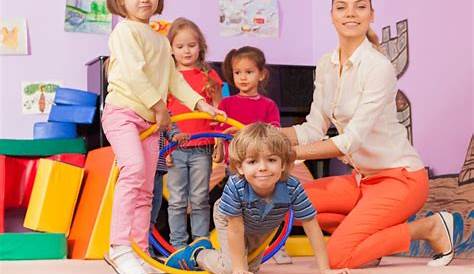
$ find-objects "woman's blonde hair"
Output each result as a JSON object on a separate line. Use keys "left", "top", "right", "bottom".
{"left": 107, "top": 0, "right": 164, "bottom": 18}
{"left": 228, "top": 123, "right": 296, "bottom": 180}
{"left": 167, "top": 17, "right": 220, "bottom": 100}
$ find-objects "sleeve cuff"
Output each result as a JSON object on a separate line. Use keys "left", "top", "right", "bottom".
{"left": 138, "top": 88, "right": 162, "bottom": 109}
{"left": 293, "top": 124, "right": 310, "bottom": 145}
{"left": 330, "top": 134, "right": 351, "bottom": 155}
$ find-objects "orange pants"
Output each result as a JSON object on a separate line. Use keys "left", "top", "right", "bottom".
{"left": 303, "top": 168, "right": 429, "bottom": 269}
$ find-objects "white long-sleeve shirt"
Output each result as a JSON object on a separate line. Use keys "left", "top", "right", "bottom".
{"left": 294, "top": 38, "right": 424, "bottom": 176}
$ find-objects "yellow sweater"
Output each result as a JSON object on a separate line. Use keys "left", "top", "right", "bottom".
{"left": 106, "top": 19, "right": 203, "bottom": 122}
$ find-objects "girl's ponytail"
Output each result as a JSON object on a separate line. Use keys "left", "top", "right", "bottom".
{"left": 222, "top": 49, "right": 238, "bottom": 87}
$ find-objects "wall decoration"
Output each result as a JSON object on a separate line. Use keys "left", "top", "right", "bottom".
{"left": 64, "top": 0, "right": 112, "bottom": 34}
{"left": 218, "top": 0, "right": 279, "bottom": 38}
{"left": 150, "top": 19, "right": 171, "bottom": 36}
{"left": 407, "top": 136, "right": 474, "bottom": 259}
{"left": 21, "top": 82, "right": 61, "bottom": 114}
{"left": 0, "top": 19, "right": 28, "bottom": 55}
{"left": 380, "top": 19, "right": 412, "bottom": 143}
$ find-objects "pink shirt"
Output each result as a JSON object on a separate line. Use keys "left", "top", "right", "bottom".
{"left": 218, "top": 94, "right": 280, "bottom": 129}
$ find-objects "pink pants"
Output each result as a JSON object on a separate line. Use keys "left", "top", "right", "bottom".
{"left": 304, "top": 168, "right": 429, "bottom": 268}
{"left": 101, "top": 104, "right": 159, "bottom": 250}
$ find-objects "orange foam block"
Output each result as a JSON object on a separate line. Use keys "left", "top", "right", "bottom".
{"left": 68, "top": 147, "right": 117, "bottom": 259}
{"left": 23, "top": 159, "right": 84, "bottom": 235}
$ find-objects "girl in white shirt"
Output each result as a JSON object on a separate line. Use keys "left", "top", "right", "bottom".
{"left": 281, "top": 0, "right": 454, "bottom": 269}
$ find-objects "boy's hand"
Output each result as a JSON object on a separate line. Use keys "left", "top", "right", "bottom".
{"left": 232, "top": 270, "right": 253, "bottom": 274}
{"left": 195, "top": 99, "right": 227, "bottom": 119}
{"left": 166, "top": 155, "right": 174, "bottom": 167}
{"left": 223, "top": 126, "right": 239, "bottom": 135}
{"left": 152, "top": 100, "right": 171, "bottom": 131}
{"left": 172, "top": 133, "right": 190, "bottom": 144}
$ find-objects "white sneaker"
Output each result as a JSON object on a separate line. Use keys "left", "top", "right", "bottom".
{"left": 105, "top": 245, "right": 147, "bottom": 274}
{"left": 139, "top": 258, "right": 165, "bottom": 274}
{"left": 271, "top": 247, "right": 293, "bottom": 264}
{"left": 427, "top": 212, "right": 454, "bottom": 267}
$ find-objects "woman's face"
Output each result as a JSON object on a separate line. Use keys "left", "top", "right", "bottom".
{"left": 331, "top": 0, "right": 374, "bottom": 40}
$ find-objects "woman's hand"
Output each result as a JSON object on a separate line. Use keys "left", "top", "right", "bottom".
{"left": 152, "top": 100, "right": 171, "bottom": 131}
{"left": 195, "top": 99, "right": 227, "bottom": 119}
{"left": 321, "top": 268, "right": 350, "bottom": 274}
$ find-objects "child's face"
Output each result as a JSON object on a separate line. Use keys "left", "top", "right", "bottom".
{"left": 171, "top": 28, "right": 200, "bottom": 70}
{"left": 232, "top": 57, "right": 264, "bottom": 97}
{"left": 122, "top": 0, "right": 159, "bottom": 23}
{"left": 237, "top": 148, "right": 285, "bottom": 198}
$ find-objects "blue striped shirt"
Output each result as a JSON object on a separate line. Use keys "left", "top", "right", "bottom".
{"left": 156, "top": 122, "right": 180, "bottom": 174}
{"left": 219, "top": 175, "right": 316, "bottom": 233}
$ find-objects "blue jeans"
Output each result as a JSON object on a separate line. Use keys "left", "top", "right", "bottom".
{"left": 167, "top": 147, "right": 212, "bottom": 248}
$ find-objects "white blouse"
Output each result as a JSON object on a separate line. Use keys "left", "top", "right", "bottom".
{"left": 293, "top": 38, "right": 424, "bottom": 176}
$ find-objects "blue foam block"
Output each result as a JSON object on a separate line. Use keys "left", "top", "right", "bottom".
{"left": 33, "top": 122, "right": 77, "bottom": 140}
{"left": 54, "top": 88, "right": 98, "bottom": 106}
{"left": 221, "top": 82, "right": 230, "bottom": 98}
{"left": 48, "top": 105, "right": 97, "bottom": 124}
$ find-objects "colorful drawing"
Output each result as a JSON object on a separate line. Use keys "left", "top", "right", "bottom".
{"left": 0, "top": 19, "right": 28, "bottom": 55}
{"left": 64, "top": 0, "right": 112, "bottom": 34}
{"left": 219, "top": 0, "right": 279, "bottom": 38}
{"left": 150, "top": 19, "right": 171, "bottom": 36}
{"left": 21, "top": 82, "right": 61, "bottom": 114}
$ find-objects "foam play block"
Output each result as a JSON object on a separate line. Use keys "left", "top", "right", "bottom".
{"left": 285, "top": 235, "right": 329, "bottom": 257}
{"left": 0, "top": 154, "right": 86, "bottom": 210}
{"left": 48, "top": 105, "right": 96, "bottom": 124}
{"left": 0, "top": 138, "right": 86, "bottom": 156}
{"left": 0, "top": 233, "right": 67, "bottom": 260}
{"left": 54, "top": 87, "right": 98, "bottom": 106}
{"left": 24, "top": 159, "right": 84, "bottom": 235}
{"left": 68, "top": 146, "right": 117, "bottom": 259}
{"left": 34, "top": 122, "right": 77, "bottom": 140}
{"left": 0, "top": 156, "right": 5, "bottom": 233}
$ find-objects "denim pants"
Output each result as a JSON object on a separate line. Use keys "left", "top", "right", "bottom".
{"left": 167, "top": 146, "right": 212, "bottom": 248}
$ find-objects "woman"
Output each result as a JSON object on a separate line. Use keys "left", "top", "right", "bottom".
{"left": 281, "top": 0, "right": 454, "bottom": 269}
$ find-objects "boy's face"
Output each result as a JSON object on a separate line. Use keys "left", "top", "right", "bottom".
{"left": 237, "top": 148, "right": 285, "bottom": 198}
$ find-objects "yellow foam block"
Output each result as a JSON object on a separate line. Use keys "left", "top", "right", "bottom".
{"left": 24, "top": 159, "right": 84, "bottom": 235}
{"left": 285, "top": 235, "right": 329, "bottom": 257}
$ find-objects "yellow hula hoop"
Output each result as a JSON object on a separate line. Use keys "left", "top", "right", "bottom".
{"left": 124, "top": 112, "right": 273, "bottom": 273}
{"left": 132, "top": 229, "right": 277, "bottom": 274}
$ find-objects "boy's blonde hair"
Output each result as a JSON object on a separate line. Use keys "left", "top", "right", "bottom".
{"left": 107, "top": 0, "right": 164, "bottom": 18}
{"left": 229, "top": 123, "right": 296, "bottom": 180}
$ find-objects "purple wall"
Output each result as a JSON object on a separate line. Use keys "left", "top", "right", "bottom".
{"left": 0, "top": 0, "right": 472, "bottom": 175}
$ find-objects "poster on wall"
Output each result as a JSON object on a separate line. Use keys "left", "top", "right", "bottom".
{"left": 21, "top": 82, "right": 61, "bottom": 114}
{"left": 64, "top": 0, "right": 112, "bottom": 34}
{"left": 0, "top": 19, "right": 28, "bottom": 55}
{"left": 219, "top": 0, "right": 279, "bottom": 38}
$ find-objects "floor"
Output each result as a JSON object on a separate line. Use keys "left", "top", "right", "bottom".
{"left": 1, "top": 256, "right": 473, "bottom": 274}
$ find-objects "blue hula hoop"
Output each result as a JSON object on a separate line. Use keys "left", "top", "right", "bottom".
{"left": 150, "top": 132, "right": 293, "bottom": 263}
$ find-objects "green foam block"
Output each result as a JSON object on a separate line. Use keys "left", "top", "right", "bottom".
{"left": 0, "top": 233, "right": 67, "bottom": 260}
{"left": 0, "top": 138, "right": 86, "bottom": 156}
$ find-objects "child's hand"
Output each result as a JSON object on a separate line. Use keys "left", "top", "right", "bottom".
{"left": 166, "top": 155, "right": 174, "bottom": 167}
{"left": 152, "top": 100, "right": 171, "bottom": 131}
{"left": 232, "top": 270, "right": 253, "bottom": 274}
{"left": 223, "top": 126, "right": 239, "bottom": 135}
{"left": 321, "top": 268, "right": 350, "bottom": 274}
{"left": 172, "top": 133, "right": 190, "bottom": 144}
{"left": 196, "top": 99, "right": 227, "bottom": 119}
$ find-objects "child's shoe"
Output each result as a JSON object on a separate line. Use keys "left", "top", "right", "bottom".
{"left": 105, "top": 245, "right": 147, "bottom": 274}
{"left": 165, "top": 237, "right": 212, "bottom": 270}
{"left": 139, "top": 258, "right": 165, "bottom": 274}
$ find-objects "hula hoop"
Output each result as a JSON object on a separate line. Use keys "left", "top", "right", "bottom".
{"left": 127, "top": 112, "right": 292, "bottom": 273}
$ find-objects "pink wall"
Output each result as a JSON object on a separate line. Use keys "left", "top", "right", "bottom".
{"left": 0, "top": 0, "right": 110, "bottom": 139}
{"left": 0, "top": 0, "right": 472, "bottom": 175}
